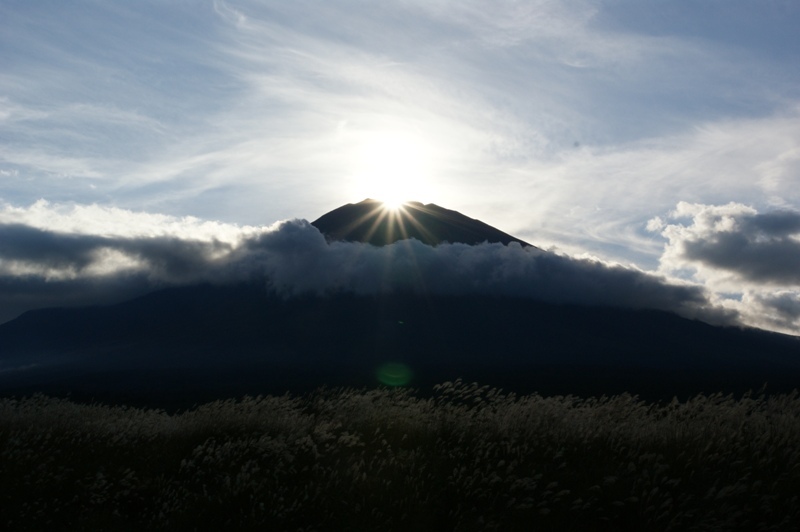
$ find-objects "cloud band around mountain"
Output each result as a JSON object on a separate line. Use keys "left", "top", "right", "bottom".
{"left": 0, "top": 217, "right": 725, "bottom": 327}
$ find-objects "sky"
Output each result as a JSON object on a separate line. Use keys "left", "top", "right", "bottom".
{"left": 1, "top": 0, "right": 799, "bottom": 334}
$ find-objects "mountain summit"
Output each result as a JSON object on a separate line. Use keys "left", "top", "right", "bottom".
{"left": 311, "top": 199, "right": 533, "bottom": 247}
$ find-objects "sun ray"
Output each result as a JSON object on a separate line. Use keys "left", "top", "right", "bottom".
{"left": 331, "top": 203, "right": 386, "bottom": 240}
{"left": 396, "top": 203, "right": 440, "bottom": 245}
{"left": 392, "top": 208, "right": 410, "bottom": 241}
{"left": 361, "top": 205, "right": 392, "bottom": 244}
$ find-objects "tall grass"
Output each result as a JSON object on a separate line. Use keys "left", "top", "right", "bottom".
{"left": 1, "top": 380, "right": 799, "bottom": 530}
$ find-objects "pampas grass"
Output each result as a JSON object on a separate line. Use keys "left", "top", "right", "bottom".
{"left": 1, "top": 380, "right": 798, "bottom": 530}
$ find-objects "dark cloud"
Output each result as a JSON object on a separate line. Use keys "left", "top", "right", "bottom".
{"left": 0, "top": 223, "right": 233, "bottom": 323}
{"left": 753, "top": 292, "right": 800, "bottom": 331}
{"left": 0, "top": 223, "right": 231, "bottom": 281}
{"left": 0, "top": 224, "right": 106, "bottom": 271}
{"left": 0, "top": 220, "right": 727, "bottom": 325}
{"left": 119, "top": 237, "right": 232, "bottom": 280}
{"left": 741, "top": 211, "right": 800, "bottom": 235}
{"left": 675, "top": 210, "right": 800, "bottom": 285}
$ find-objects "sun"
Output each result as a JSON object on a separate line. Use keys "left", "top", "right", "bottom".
{"left": 381, "top": 197, "right": 406, "bottom": 211}
{"left": 351, "top": 131, "right": 431, "bottom": 206}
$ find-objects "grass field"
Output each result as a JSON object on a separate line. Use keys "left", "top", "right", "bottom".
{"left": 2, "top": 380, "right": 799, "bottom": 530}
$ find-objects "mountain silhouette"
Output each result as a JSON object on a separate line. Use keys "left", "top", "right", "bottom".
{"left": 1, "top": 201, "right": 799, "bottom": 408}
{"left": 2, "top": 285, "right": 799, "bottom": 408}
{"left": 311, "top": 198, "right": 533, "bottom": 247}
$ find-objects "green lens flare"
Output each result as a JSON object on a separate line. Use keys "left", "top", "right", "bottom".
{"left": 376, "top": 362, "right": 412, "bottom": 387}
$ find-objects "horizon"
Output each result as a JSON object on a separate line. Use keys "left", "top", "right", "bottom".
{"left": 1, "top": 1, "right": 800, "bottom": 335}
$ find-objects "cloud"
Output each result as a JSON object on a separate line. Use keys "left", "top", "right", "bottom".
{"left": 681, "top": 213, "right": 800, "bottom": 285}
{"left": 507, "top": 109, "right": 800, "bottom": 267}
{"left": 0, "top": 204, "right": 728, "bottom": 328}
{"left": 0, "top": 223, "right": 236, "bottom": 284}
{"left": 0, "top": 200, "right": 264, "bottom": 242}
{"left": 656, "top": 202, "right": 800, "bottom": 286}
{"left": 651, "top": 202, "right": 800, "bottom": 334}
{"left": 0, "top": 201, "right": 272, "bottom": 322}
{"left": 242, "top": 221, "right": 714, "bottom": 318}
{"left": 752, "top": 291, "right": 800, "bottom": 333}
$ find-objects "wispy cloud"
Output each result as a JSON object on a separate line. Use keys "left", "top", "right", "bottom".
{"left": 505, "top": 110, "right": 800, "bottom": 266}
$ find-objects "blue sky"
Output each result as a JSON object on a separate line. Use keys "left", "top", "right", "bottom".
{"left": 1, "top": 0, "right": 800, "bottom": 333}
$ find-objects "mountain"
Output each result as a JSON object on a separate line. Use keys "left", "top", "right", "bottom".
{"left": 1, "top": 201, "right": 799, "bottom": 408}
{"left": 1, "top": 285, "right": 799, "bottom": 408}
{"left": 311, "top": 198, "right": 533, "bottom": 247}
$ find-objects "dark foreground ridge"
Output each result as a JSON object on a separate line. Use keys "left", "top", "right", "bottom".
{"left": 1, "top": 284, "right": 799, "bottom": 409}
{"left": 311, "top": 198, "right": 533, "bottom": 247}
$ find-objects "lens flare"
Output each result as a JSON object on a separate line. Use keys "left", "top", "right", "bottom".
{"left": 376, "top": 362, "right": 413, "bottom": 387}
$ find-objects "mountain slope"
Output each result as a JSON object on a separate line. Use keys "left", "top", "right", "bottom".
{"left": 1, "top": 284, "right": 799, "bottom": 407}
{"left": 311, "top": 199, "right": 533, "bottom": 247}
